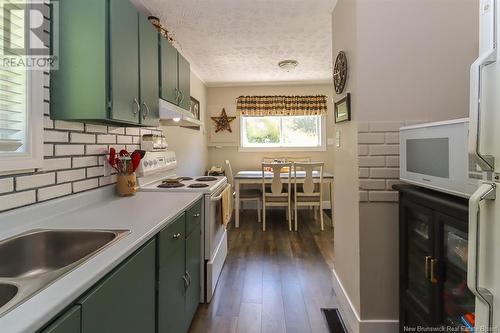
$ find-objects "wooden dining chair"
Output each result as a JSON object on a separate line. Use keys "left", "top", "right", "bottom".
{"left": 293, "top": 162, "right": 324, "bottom": 231}
{"left": 225, "top": 160, "right": 262, "bottom": 223}
{"left": 261, "top": 163, "right": 292, "bottom": 231}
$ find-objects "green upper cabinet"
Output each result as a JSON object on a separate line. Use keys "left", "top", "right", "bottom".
{"left": 78, "top": 239, "right": 156, "bottom": 333}
{"left": 178, "top": 54, "right": 191, "bottom": 111}
{"left": 139, "top": 15, "right": 160, "bottom": 126}
{"left": 40, "top": 306, "right": 81, "bottom": 333}
{"left": 160, "top": 38, "right": 180, "bottom": 105}
{"left": 109, "top": 0, "right": 140, "bottom": 124}
{"left": 159, "top": 39, "right": 191, "bottom": 111}
{"left": 51, "top": 0, "right": 159, "bottom": 127}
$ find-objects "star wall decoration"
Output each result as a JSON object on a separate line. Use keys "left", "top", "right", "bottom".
{"left": 211, "top": 108, "right": 236, "bottom": 133}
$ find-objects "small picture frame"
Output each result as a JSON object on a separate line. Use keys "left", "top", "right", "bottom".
{"left": 334, "top": 93, "right": 351, "bottom": 123}
{"left": 190, "top": 96, "right": 200, "bottom": 120}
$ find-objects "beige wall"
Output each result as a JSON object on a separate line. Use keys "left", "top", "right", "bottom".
{"left": 206, "top": 84, "right": 335, "bottom": 174}
{"left": 331, "top": 0, "right": 479, "bottom": 325}
{"left": 161, "top": 72, "right": 209, "bottom": 176}
{"left": 331, "top": 0, "right": 362, "bottom": 316}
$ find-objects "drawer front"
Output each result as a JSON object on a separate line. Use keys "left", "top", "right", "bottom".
{"left": 186, "top": 199, "right": 202, "bottom": 237}
{"left": 158, "top": 213, "right": 186, "bottom": 266}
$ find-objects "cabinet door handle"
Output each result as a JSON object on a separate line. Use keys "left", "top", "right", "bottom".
{"left": 425, "top": 256, "right": 432, "bottom": 280}
{"left": 186, "top": 271, "right": 191, "bottom": 286}
{"left": 193, "top": 213, "right": 200, "bottom": 218}
{"left": 172, "top": 233, "right": 181, "bottom": 240}
{"left": 142, "top": 102, "right": 150, "bottom": 120}
{"left": 430, "top": 258, "right": 438, "bottom": 284}
{"left": 174, "top": 88, "right": 180, "bottom": 103}
{"left": 179, "top": 90, "right": 184, "bottom": 104}
{"left": 133, "top": 98, "right": 141, "bottom": 115}
{"left": 182, "top": 274, "right": 189, "bottom": 289}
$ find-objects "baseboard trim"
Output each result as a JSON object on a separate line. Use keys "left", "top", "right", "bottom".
{"left": 331, "top": 268, "right": 399, "bottom": 333}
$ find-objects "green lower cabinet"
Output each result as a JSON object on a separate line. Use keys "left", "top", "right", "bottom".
{"left": 185, "top": 229, "right": 201, "bottom": 330}
{"left": 158, "top": 214, "right": 187, "bottom": 333}
{"left": 40, "top": 306, "right": 81, "bottom": 333}
{"left": 78, "top": 239, "right": 156, "bottom": 333}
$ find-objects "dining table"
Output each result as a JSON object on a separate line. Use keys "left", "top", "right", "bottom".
{"left": 233, "top": 170, "right": 334, "bottom": 228}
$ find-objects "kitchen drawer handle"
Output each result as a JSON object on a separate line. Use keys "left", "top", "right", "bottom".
{"left": 172, "top": 233, "right": 181, "bottom": 240}
{"left": 193, "top": 213, "right": 200, "bottom": 218}
{"left": 133, "top": 98, "right": 141, "bottom": 115}
{"left": 142, "top": 102, "right": 150, "bottom": 120}
{"left": 424, "top": 256, "right": 432, "bottom": 280}
{"left": 430, "top": 258, "right": 438, "bottom": 284}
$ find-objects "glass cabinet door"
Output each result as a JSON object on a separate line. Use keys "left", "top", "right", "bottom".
{"left": 401, "top": 200, "right": 436, "bottom": 322}
{"left": 436, "top": 213, "right": 475, "bottom": 329}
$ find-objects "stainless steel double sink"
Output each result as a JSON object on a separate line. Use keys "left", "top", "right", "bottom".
{"left": 0, "top": 229, "right": 129, "bottom": 316}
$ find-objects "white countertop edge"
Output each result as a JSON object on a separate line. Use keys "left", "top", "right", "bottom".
{"left": 0, "top": 186, "right": 203, "bottom": 333}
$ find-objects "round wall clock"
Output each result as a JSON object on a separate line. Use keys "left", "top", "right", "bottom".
{"left": 333, "top": 51, "right": 348, "bottom": 94}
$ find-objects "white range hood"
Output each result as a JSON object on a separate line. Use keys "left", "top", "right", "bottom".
{"left": 159, "top": 99, "right": 203, "bottom": 127}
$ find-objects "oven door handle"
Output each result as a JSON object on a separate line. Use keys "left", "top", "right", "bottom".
{"left": 211, "top": 184, "right": 231, "bottom": 201}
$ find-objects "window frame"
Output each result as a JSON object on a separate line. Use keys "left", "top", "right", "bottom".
{"left": 0, "top": 3, "right": 44, "bottom": 172}
{"left": 239, "top": 115, "right": 327, "bottom": 152}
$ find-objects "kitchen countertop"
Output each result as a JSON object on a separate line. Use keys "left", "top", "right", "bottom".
{"left": 0, "top": 186, "right": 203, "bottom": 333}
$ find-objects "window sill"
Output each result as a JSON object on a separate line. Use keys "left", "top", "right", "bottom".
{"left": 238, "top": 146, "right": 327, "bottom": 153}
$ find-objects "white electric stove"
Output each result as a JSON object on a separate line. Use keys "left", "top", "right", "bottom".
{"left": 136, "top": 151, "right": 229, "bottom": 303}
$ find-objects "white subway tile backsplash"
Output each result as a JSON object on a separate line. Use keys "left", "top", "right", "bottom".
{"left": 44, "top": 130, "right": 69, "bottom": 143}
{"left": 38, "top": 184, "right": 72, "bottom": 201}
{"left": 108, "top": 127, "right": 125, "bottom": 135}
{"left": 358, "top": 168, "right": 370, "bottom": 178}
{"left": 117, "top": 135, "right": 133, "bottom": 144}
{"left": 0, "top": 191, "right": 36, "bottom": 211}
{"left": 44, "top": 115, "right": 54, "bottom": 129}
{"left": 85, "top": 124, "right": 107, "bottom": 133}
{"left": 39, "top": 158, "right": 72, "bottom": 171}
{"left": 72, "top": 156, "right": 98, "bottom": 168}
{"left": 126, "top": 145, "right": 140, "bottom": 152}
{"left": 359, "top": 191, "right": 369, "bottom": 202}
{"left": 385, "top": 133, "right": 399, "bottom": 144}
{"left": 358, "top": 133, "right": 385, "bottom": 144}
{"left": 73, "top": 179, "right": 99, "bottom": 193}
{"left": 85, "top": 145, "right": 108, "bottom": 155}
{"left": 86, "top": 166, "right": 104, "bottom": 178}
{"left": 368, "top": 145, "right": 399, "bottom": 156}
{"left": 54, "top": 120, "right": 84, "bottom": 132}
{"left": 16, "top": 173, "right": 55, "bottom": 191}
{"left": 386, "top": 156, "right": 400, "bottom": 167}
{"left": 370, "top": 168, "right": 400, "bottom": 179}
{"left": 132, "top": 136, "right": 141, "bottom": 144}
{"left": 359, "top": 179, "right": 386, "bottom": 190}
{"left": 55, "top": 145, "right": 85, "bottom": 156}
{"left": 44, "top": 144, "right": 54, "bottom": 157}
{"left": 358, "top": 145, "right": 369, "bottom": 156}
{"left": 99, "top": 175, "right": 117, "bottom": 186}
{"left": 0, "top": 178, "right": 14, "bottom": 194}
{"left": 368, "top": 191, "right": 398, "bottom": 202}
{"left": 358, "top": 157, "right": 385, "bottom": 167}
{"left": 57, "top": 169, "right": 86, "bottom": 183}
{"left": 70, "top": 133, "right": 96, "bottom": 144}
{"left": 97, "top": 134, "right": 116, "bottom": 144}
{"left": 125, "top": 128, "right": 140, "bottom": 136}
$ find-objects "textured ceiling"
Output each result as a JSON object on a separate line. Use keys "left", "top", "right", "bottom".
{"left": 139, "top": 0, "right": 334, "bottom": 86}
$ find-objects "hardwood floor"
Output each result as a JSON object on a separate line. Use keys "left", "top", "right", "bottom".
{"left": 189, "top": 209, "right": 337, "bottom": 333}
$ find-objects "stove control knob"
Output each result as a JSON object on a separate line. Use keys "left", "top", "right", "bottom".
{"left": 144, "top": 160, "right": 150, "bottom": 167}
{"left": 153, "top": 160, "right": 158, "bottom": 165}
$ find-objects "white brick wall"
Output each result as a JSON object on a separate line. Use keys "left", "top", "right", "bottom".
{"left": 0, "top": 72, "right": 164, "bottom": 212}
{"left": 357, "top": 121, "right": 406, "bottom": 202}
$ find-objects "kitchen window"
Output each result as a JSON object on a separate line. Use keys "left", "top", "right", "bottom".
{"left": 240, "top": 115, "right": 325, "bottom": 150}
{"left": 0, "top": 1, "right": 44, "bottom": 172}
{"left": 237, "top": 95, "right": 328, "bottom": 151}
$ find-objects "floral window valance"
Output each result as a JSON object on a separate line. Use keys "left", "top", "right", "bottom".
{"left": 236, "top": 95, "right": 328, "bottom": 117}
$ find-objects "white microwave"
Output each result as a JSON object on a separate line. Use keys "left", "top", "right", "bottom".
{"left": 399, "top": 118, "right": 477, "bottom": 198}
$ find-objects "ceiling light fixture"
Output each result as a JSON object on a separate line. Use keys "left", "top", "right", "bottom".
{"left": 278, "top": 60, "right": 299, "bottom": 72}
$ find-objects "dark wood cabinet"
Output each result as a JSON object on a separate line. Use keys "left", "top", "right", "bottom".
{"left": 395, "top": 185, "right": 474, "bottom": 331}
